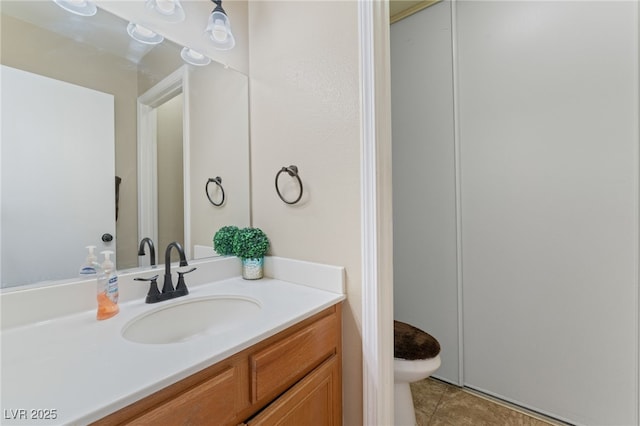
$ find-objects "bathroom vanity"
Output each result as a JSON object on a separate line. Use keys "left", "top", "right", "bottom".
{"left": 0, "top": 257, "right": 345, "bottom": 425}
{"left": 94, "top": 304, "right": 341, "bottom": 425}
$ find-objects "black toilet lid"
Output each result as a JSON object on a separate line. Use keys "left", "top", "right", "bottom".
{"left": 394, "top": 320, "right": 441, "bottom": 360}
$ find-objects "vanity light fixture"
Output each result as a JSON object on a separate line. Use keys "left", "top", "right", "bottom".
{"left": 206, "top": 0, "right": 235, "bottom": 51}
{"left": 127, "top": 22, "right": 164, "bottom": 45}
{"left": 180, "top": 47, "right": 212, "bottom": 66}
{"left": 145, "top": 0, "right": 185, "bottom": 23}
{"left": 52, "top": 0, "right": 97, "bottom": 17}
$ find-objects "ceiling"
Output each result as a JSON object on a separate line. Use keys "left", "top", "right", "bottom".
{"left": 389, "top": 0, "right": 440, "bottom": 24}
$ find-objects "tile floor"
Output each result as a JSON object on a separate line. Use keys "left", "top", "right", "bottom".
{"left": 410, "top": 378, "right": 559, "bottom": 426}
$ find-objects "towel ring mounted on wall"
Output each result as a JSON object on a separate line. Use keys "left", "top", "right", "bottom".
{"left": 275, "top": 165, "right": 303, "bottom": 205}
{"left": 206, "top": 176, "right": 225, "bottom": 207}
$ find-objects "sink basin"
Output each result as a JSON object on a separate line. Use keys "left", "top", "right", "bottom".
{"left": 122, "top": 296, "right": 261, "bottom": 344}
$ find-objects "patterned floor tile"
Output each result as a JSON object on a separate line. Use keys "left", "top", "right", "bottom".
{"left": 411, "top": 379, "right": 556, "bottom": 426}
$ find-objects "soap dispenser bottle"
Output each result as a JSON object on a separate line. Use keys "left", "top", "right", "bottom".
{"left": 97, "top": 250, "right": 119, "bottom": 320}
{"left": 79, "top": 245, "right": 100, "bottom": 277}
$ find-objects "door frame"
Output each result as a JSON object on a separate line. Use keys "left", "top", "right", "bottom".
{"left": 358, "top": 1, "right": 395, "bottom": 425}
{"left": 137, "top": 66, "right": 192, "bottom": 260}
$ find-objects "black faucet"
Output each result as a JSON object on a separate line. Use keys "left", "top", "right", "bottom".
{"left": 163, "top": 242, "right": 188, "bottom": 294}
{"left": 137, "top": 237, "right": 156, "bottom": 267}
{"left": 135, "top": 241, "right": 196, "bottom": 303}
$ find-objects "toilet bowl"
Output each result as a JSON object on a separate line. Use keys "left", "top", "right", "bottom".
{"left": 394, "top": 320, "right": 441, "bottom": 426}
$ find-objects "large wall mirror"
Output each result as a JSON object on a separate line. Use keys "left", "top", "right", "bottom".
{"left": 0, "top": 1, "right": 250, "bottom": 289}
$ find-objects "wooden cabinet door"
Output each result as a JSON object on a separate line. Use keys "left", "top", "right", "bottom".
{"left": 247, "top": 356, "right": 340, "bottom": 426}
{"left": 128, "top": 366, "right": 239, "bottom": 425}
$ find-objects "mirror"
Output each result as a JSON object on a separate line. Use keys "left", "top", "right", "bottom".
{"left": 0, "top": 1, "right": 250, "bottom": 289}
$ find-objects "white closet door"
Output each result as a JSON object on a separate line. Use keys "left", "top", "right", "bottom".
{"left": 1, "top": 66, "right": 115, "bottom": 286}
{"left": 391, "top": 1, "right": 460, "bottom": 384}
{"left": 457, "top": 2, "right": 639, "bottom": 424}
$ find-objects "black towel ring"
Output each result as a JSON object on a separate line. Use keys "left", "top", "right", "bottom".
{"left": 275, "top": 165, "right": 303, "bottom": 205}
{"left": 206, "top": 176, "right": 225, "bottom": 207}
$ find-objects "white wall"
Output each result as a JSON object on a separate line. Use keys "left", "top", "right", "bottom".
{"left": 391, "top": 1, "right": 639, "bottom": 424}
{"left": 248, "top": 1, "right": 362, "bottom": 424}
{"left": 391, "top": 0, "right": 460, "bottom": 384}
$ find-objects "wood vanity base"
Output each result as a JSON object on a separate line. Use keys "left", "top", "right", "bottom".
{"left": 92, "top": 304, "right": 342, "bottom": 426}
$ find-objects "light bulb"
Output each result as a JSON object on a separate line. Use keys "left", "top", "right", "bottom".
{"left": 206, "top": 10, "right": 235, "bottom": 50}
{"left": 155, "top": 0, "right": 175, "bottom": 14}
{"left": 52, "top": 0, "right": 97, "bottom": 16}
{"left": 127, "top": 22, "right": 164, "bottom": 45}
{"left": 211, "top": 20, "right": 228, "bottom": 42}
{"left": 135, "top": 26, "right": 154, "bottom": 38}
{"left": 180, "top": 47, "right": 211, "bottom": 66}
{"left": 145, "top": 0, "right": 185, "bottom": 22}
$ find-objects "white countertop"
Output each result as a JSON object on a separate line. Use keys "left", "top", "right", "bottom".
{"left": 0, "top": 257, "right": 345, "bottom": 425}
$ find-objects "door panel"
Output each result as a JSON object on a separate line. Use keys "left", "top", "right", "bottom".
{"left": 1, "top": 65, "right": 115, "bottom": 286}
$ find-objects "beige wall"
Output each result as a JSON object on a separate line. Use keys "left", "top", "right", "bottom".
{"left": 157, "top": 93, "right": 185, "bottom": 255}
{"left": 137, "top": 46, "right": 185, "bottom": 95}
{"left": 0, "top": 14, "right": 140, "bottom": 269}
{"left": 248, "top": 2, "right": 362, "bottom": 424}
{"left": 188, "top": 64, "right": 251, "bottom": 251}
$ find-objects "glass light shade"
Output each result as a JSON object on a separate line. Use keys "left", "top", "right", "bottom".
{"left": 145, "top": 0, "right": 185, "bottom": 23}
{"left": 206, "top": 11, "right": 235, "bottom": 50}
{"left": 180, "top": 48, "right": 211, "bottom": 66}
{"left": 52, "top": 0, "right": 97, "bottom": 16}
{"left": 127, "top": 22, "right": 164, "bottom": 45}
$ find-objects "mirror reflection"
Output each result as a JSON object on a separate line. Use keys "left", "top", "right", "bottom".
{"left": 0, "top": 1, "right": 250, "bottom": 289}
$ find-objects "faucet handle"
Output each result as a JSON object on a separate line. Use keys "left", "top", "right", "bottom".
{"left": 134, "top": 275, "right": 161, "bottom": 303}
{"left": 175, "top": 267, "right": 196, "bottom": 295}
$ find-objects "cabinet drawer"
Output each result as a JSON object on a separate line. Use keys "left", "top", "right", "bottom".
{"left": 130, "top": 365, "right": 239, "bottom": 425}
{"left": 250, "top": 312, "right": 337, "bottom": 403}
{"left": 247, "top": 355, "right": 340, "bottom": 426}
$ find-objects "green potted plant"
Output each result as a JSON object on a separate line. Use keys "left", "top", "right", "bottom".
{"left": 213, "top": 226, "right": 239, "bottom": 256}
{"left": 232, "top": 227, "right": 270, "bottom": 279}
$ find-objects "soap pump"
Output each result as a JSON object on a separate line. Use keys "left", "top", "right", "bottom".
{"left": 96, "top": 250, "right": 119, "bottom": 320}
{"left": 79, "top": 245, "right": 100, "bottom": 276}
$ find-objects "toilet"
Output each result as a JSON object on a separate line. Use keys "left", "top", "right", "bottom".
{"left": 394, "top": 320, "right": 441, "bottom": 426}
